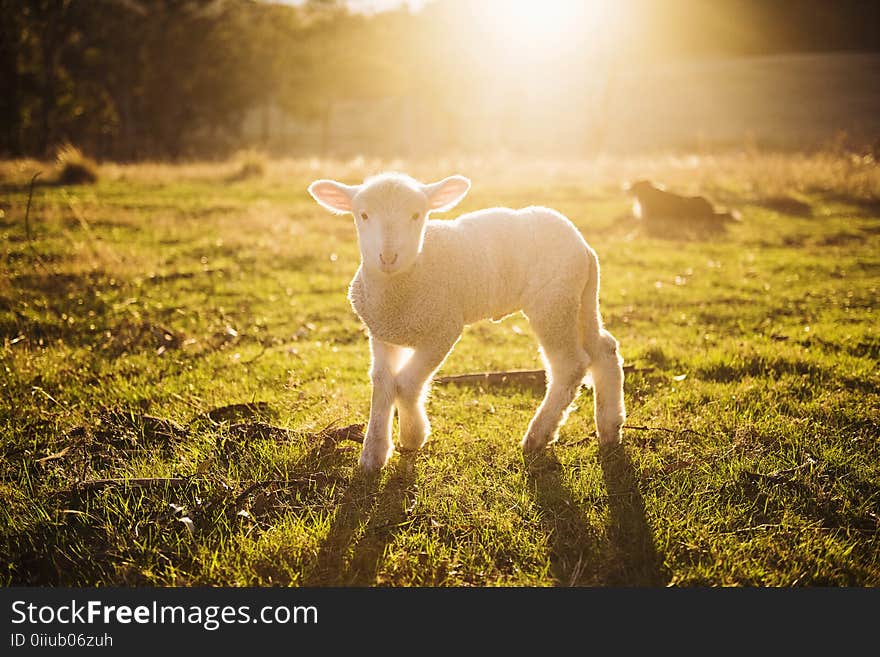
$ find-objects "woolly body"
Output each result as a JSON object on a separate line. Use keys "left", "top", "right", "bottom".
{"left": 348, "top": 207, "right": 591, "bottom": 346}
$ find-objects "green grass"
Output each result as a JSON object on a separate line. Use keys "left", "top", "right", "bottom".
{"left": 1, "top": 154, "right": 878, "bottom": 586}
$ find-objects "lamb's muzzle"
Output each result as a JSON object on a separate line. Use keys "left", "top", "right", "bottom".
{"left": 307, "top": 172, "right": 626, "bottom": 471}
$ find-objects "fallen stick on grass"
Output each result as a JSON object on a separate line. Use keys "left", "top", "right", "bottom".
{"left": 233, "top": 474, "right": 336, "bottom": 506}
{"left": 434, "top": 365, "right": 652, "bottom": 388}
{"left": 34, "top": 446, "right": 72, "bottom": 464}
{"left": 557, "top": 424, "right": 706, "bottom": 448}
{"left": 24, "top": 171, "right": 48, "bottom": 272}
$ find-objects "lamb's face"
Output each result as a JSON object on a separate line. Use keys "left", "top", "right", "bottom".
{"left": 308, "top": 173, "right": 470, "bottom": 277}
{"left": 352, "top": 179, "right": 429, "bottom": 276}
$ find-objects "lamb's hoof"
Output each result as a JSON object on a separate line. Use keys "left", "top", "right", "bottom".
{"left": 398, "top": 428, "right": 429, "bottom": 451}
{"left": 596, "top": 420, "right": 623, "bottom": 446}
{"left": 358, "top": 444, "right": 392, "bottom": 472}
{"left": 399, "top": 437, "right": 428, "bottom": 452}
{"left": 521, "top": 431, "right": 551, "bottom": 454}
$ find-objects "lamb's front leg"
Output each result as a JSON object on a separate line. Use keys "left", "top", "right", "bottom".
{"left": 360, "top": 338, "right": 407, "bottom": 472}
{"left": 395, "top": 332, "right": 460, "bottom": 451}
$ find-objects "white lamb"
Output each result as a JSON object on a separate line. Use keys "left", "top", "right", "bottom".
{"left": 308, "top": 173, "right": 625, "bottom": 471}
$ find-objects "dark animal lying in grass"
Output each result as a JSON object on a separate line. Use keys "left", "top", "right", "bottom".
{"left": 624, "top": 180, "right": 741, "bottom": 236}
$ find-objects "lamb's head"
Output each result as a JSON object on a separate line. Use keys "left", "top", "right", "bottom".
{"left": 308, "top": 172, "right": 470, "bottom": 276}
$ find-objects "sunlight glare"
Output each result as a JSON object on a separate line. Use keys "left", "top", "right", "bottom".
{"left": 486, "top": 0, "right": 614, "bottom": 54}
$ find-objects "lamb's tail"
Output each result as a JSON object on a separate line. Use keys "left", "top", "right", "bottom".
{"left": 579, "top": 247, "right": 604, "bottom": 359}
{"left": 580, "top": 248, "right": 626, "bottom": 443}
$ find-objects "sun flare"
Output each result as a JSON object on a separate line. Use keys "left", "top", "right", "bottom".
{"left": 486, "top": 0, "right": 616, "bottom": 53}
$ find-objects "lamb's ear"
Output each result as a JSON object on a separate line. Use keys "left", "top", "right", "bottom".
{"left": 423, "top": 175, "right": 470, "bottom": 211}
{"left": 308, "top": 179, "right": 359, "bottom": 214}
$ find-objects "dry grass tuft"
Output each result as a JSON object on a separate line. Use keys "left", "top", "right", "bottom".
{"left": 54, "top": 143, "right": 99, "bottom": 185}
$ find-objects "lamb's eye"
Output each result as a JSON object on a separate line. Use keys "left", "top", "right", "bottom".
{"left": 411, "top": 212, "right": 420, "bottom": 221}
{"left": 360, "top": 212, "right": 368, "bottom": 221}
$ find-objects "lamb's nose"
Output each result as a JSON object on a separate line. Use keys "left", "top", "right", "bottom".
{"left": 379, "top": 252, "right": 398, "bottom": 265}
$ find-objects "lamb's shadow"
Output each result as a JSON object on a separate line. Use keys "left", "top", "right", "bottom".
{"left": 598, "top": 443, "right": 668, "bottom": 586}
{"left": 528, "top": 444, "right": 667, "bottom": 586}
{"left": 304, "top": 451, "right": 417, "bottom": 586}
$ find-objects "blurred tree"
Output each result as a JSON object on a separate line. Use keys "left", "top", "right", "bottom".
{"left": 0, "top": 0, "right": 877, "bottom": 160}
{"left": 0, "top": 0, "right": 25, "bottom": 155}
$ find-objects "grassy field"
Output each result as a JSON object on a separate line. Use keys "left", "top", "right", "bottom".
{"left": 1, "top": 152, "right": 878, "bottom": 586}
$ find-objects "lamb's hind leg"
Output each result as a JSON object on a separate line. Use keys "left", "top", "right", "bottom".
{"left": 522, "top": 305, "right": 590, "bottom": 452}
{"left": 587, "top": 328, "right": 625, "bottom": 445}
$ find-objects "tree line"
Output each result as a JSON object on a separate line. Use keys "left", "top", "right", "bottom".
{"left": 1, "top": 0, "right": 877, "bottom": 161}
